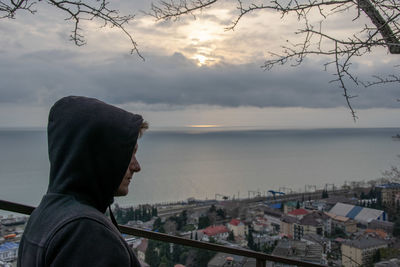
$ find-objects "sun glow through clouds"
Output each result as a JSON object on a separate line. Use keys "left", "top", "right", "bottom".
{"left": 188, "top": 124, "right": 221, "bottom": 128}
{"left": 195, "top": 54, "right": 207, "bottom": 66}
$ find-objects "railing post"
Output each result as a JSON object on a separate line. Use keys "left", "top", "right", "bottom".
{"left": 256, "top": 258, "right": 266, "bottom": 267}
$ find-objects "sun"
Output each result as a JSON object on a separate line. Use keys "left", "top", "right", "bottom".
{"left": 195, "top": 55, "right": 207, "bottom": 66}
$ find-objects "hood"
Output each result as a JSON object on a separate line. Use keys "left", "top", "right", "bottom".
{"left": 47, "top": 96, "right": 143, "bottom": 213}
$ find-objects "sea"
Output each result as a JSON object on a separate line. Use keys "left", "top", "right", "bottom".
{"left": 1, "top": 128, "right": 400, "bottom": 212}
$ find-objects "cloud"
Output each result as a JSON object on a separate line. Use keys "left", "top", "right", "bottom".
{"left": 0, "top": 47, "right": 398, "bottom": 109}
{"left": 0, "top": 0, "right": 399, "bottom": 112}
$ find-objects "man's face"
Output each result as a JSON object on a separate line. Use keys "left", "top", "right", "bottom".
{"left": 115, "top": 144, "right": 140, "bottom": 196}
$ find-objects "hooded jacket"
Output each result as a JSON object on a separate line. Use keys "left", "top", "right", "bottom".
{"left": 18, "top": 96, "right": 143, "bottom": 267}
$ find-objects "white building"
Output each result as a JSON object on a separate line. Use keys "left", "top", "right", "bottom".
{"left": 0, "top": 242, "right": 18, "bottom": 262}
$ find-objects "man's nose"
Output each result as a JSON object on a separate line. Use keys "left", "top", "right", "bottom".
{"left": 129, "top": 158, "right": 141, "bottom": 173}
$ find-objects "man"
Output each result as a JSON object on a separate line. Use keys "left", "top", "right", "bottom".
{"left": 18, "top": 96, "right": 147, "bottom": 266}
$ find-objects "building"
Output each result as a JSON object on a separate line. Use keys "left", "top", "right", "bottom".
{"left": 376, "top": 183, "right": 400, "bottom": 209}
{"left": 304, "top": 200, "right": 328, "bottom": 211}
{"left": 271, "top": 240, "right": 324, "bottom": 266}
{"left": 293, "top": 211, "right": 331, "bottom": 240}
{"left": 263, "top": 207, "right": 283, "bottom": 233}
{"left": 0, "top": 242, "right": 18, "bottom": 262}
{"left": 301, "top": 234, "right": 330, "bottom": 265}
{"left": 323, "top": 196, "right": 358, "bottom": 211}
{"left": 201, "top": 225, "right": 229, "bottom": 241}
{"left": 252, "top": 217, "right": 268, "bottom": 233}
{"left": 280, "top": 215, "right": 297, "bottom": 239}
{"left": 207, "top": 252, "right": 256, "bottom": 267}
{"left": 375, "top": 258, "right": 400, "bottom": 266}
{"left": 227, "top": 219, "right": 246, "bottom": 238}
{"left": 284, "top": 201, "right": 298, "bottom": 214}
{"left": 329, "top": 202, "right": 387, "bottom": 225}
{"left": 363, "top": 228, "right": 388, "bottom": 239}
{"left": 341, "top": 237, "right": 388, "bottom": 267}
{"left": 325, "top": 212, "right": 357, "bottom": 234}
{"left": 287, "top": 209, "right": 309, "bottom": 219}
{"left": 368, "top": 219, "right": 394, "bottom": 235}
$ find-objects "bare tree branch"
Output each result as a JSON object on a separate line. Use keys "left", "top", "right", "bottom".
{"left": 0, "top": 0, "right": 143, "bottom": 59}
{"left": 150, "top": 0, "right": 400, "bottom": 118}
{"left": 149, "top": 0, "right": 217, "bottom": 21}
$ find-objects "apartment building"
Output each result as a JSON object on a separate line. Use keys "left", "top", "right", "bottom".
{"left": 227, "top": 219, "right": 246, "bottom": 238}
{"left": 341, "top": 237, "right": 388, "bottom": 267}
{"left": 376, "top": 183, "right": 400, "bottom": 209}
{"left": 293, "top": 211, "right": 331, "bottom": 240}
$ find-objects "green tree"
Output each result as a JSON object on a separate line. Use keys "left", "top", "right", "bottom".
{"left": 393, "top": 219, "right": 400, "bottom": 237}
{"left": 198, "top": 216, "right": 210, "bottom": 229}
{"left": 247, "top": 226, "right": 256, "bottom": 250}
{"left": 331, "top": 226, "right": 347, "bottom": 239}
{"left": 153, "top": 217, "right": 163, "bottom": 232}
{"left": 227, "top": 231, "right": 235, "bottom": 241}
{"left": 193, "top": 248, "right": 216, "bottom": 267}
{"left": 146, "top": 240, "right": 161, "bottom": 267}
{"left": 152, "top": 207, "right": 158, "bottom": 217}
{"left": 209, "top": 205, "right": 216, "bottom": 213}
{"left": 373, "top": 249, "right": 381, "bottom": 263}
{"left": 216, "top": 208, "right": 226, "bottom": 219}
{"left": 322, "top": 189, "right": 329, "bottom": 199}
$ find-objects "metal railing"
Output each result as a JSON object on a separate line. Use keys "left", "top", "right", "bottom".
{"left": 0, "top": 199, "right": 326, "bottom": 267}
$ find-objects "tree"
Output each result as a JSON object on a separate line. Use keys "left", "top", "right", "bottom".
{"left": 373, "top": 249, "right": 381, "bottom": 263}
{"left": 246, "top": 225, "right": 258, "bottom": 250}
{"left": 247, "top": 229, "right": 256, "bottom": 250}
{"left": 393, "top": 219, "right": 400, "bottom": 237}
{"left": 1, "top": 0, "right": 142, "bottom": 57}
{"left": 216, "top": 208, "right": 226, "bottom": 219}
{"left": 146, "top": 240, "right": 161, "bottom": 267}
{"left": 198, "top": 215, "right": 210, "bottom": 229}
{"left": 193, "top": 248, "right": 216, "bottom": 266}
{"left": 228, "top": 230, "right": 235, "bottom": 241}
{"left": 381, "top": 157, "right": 400, "bottom": 182}
{"left": 153, "top": 217, "right": 163, "bottom": 231}
{"left": 150, "top": 0, "right": 400, "bottom": 119}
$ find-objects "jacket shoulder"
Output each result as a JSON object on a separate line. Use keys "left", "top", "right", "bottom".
{"left": 19, "top": 194, "right": 140, "bottom": 267}
{"left": 45, "top": 217, "right": 135, "bottom": 266}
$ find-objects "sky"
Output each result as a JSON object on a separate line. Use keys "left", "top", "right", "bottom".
{"left": 0, "top": 0, "right": 399, "bottom": 130}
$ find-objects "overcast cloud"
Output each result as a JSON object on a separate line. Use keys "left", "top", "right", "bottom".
{"left": 0, "top": 49, "right": 398, "bottom": 109}
{"left": 0, "top": 0, "right": 399, "bottom": 127}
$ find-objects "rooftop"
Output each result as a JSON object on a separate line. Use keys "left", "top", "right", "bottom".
{"left": 208, "top": 252, "right": 255, "bottom": 267}
{"left": 0, "top": 242, "right": 18, "bottom": 252}
{"left": 272, "top": 240, "right": 323, "bottom": 264}
{"left": 324, "top": 212, "right": 350, "bottom": 222}
{"left": 299, "top": 211, "right": 329, "bottom": 227}
{"left": 329, "top": 202, "right": 385, "bottom": 223}
{"left": 281, "top": 215, "right": 298, "bottom": 224}
{"left": 202, "top": 225, "right": 229, "bottom": 236}
{"left": 288, "top": 209, "right": 309, "bottom": 216}
{"left": 343, "top": 237, "right": 388, "bottom": 249}
{"left": 229, "top": 219, "right": 243, "bottom": 226}
{"left": 364, "top": 229, "right": 388, "bottom": 239}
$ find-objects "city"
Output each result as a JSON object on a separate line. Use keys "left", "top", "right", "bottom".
{"left": 2, "top": 182, "right": 400, "bottom": 266}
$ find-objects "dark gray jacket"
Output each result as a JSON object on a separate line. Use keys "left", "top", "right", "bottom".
{"left": 18, "top": 96, "right": 142, "bottom": 267}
